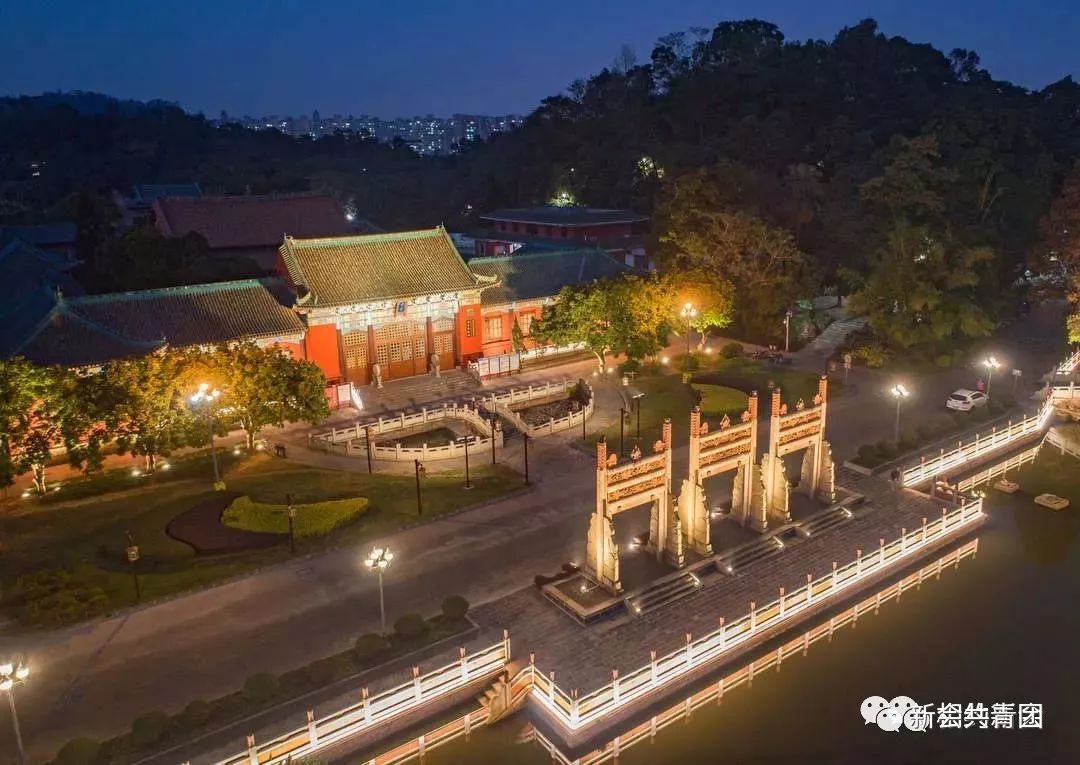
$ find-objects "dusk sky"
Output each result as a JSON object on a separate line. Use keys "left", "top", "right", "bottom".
{"left": 4, "top": 0, "right": 1077, "bottom": 118}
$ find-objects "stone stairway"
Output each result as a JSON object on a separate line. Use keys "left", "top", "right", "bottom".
{"left": 624, "top": 571, "right": 702, "bottom": 617}
{"left": 716, "top": 534, "right": 787, "bottom": 575}
{"left": 795, "top": 505, "right": 854, "bottom": 538}
{"left": 355, "top": 370, "right": 483, "bottom": 415}
{"left": 800, "top": 316, "right": 868, "bottom": 359}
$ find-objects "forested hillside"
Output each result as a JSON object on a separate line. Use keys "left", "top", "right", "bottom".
{"left": 4, "top": 18, "right": 1079, "bottom": 344}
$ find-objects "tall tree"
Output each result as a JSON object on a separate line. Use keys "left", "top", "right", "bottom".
{"left": 533, "top": 274, "right": 676, "bottom": 368}
{"left": 102, "top": 350, "right": 196, "bottom": 473}
{"left": 208, "top": 341, "right": 330, "bottom": 449}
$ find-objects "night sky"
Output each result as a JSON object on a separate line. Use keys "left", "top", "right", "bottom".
{"left": 3, "top": 0, "right": 1076, "bottom": 118}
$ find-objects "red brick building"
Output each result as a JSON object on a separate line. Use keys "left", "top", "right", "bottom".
{"left": 468, "top": 248, "right": 637, "bottom": 357}
{"left": 278, "top": 227, "right": 489, "bottom": 387}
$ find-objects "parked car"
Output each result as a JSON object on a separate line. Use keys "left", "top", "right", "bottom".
{"left": 946, "top": 389, "right": 988, "bottom": 412}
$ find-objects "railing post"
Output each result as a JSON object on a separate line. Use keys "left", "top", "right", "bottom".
{"left": 901, "top": 528, "right": 907, "bottom": 553}
{"left": 941, "top": 507, "right": 948, "bottom": 531}
{"left": 749, "top": 602, "right": 757, "bottom": 631}
{"left": 306, "top": 710, "right": 319, "bottom": 749}
{"left": 460, "top": 646, "right": 468, "bottom": 682}
{"left": 503, "top": 628, "right": 511, "bottom": 662}
{"left": 805, "top": 573, "right": 813, "bottom": 604}
{"left": 246, "top": 735, "right": 259, "bottom": 765}
{"left": 412, "top": 666, "right": 421, "bottom": 701}
{"left": 571, "top": 690, "right": 580, "bottom": 727}
{"left": 779, "top": 586, "right": 786, "bottom": 616}
{"left": 831, "top": 561, "right": 838, "bottom": 589}
{"left": 362, "top": 687, "right": 371, "bottom": 723}
{"left": 922, "top": 517, "right": 928, "bottom": 543}
{"left": 879, "top": 537, "right": 885, "bottom": 567}
{"left": 612, "top": 669, "right": 620, "bottom": 702}
{"left": 650, "top": 650, "right": 658, "bottom": 684}
{"left": 685, "top": 632, "right": 693, "bottom": 665}
{"left": 855, "top": 549, "right": 862, "bottom": 576}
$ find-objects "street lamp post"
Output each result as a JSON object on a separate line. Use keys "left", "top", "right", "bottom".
{"left": 490, "top": 416, "right": 497, "bottom": 465}
{"left": 523, "top": 434, "right": 531, "bottom": 485}
{"left": 891, "top": 384, "right": 910, "bottom": 442}
{"left": 784, "top": 309, "right": 793, "bottom": 353}
{"left": 619, "top": 406, "right": 630, "bottom": 456}
{"left": 414, "top": 459, "right": 425, "bottom": 515}
{"left": 189, "top": 383, "right": 222, "bottom": 485}
{"left": 1, "top": 659, "right": 30, "bottom": 765}
{"left": 286, "top": 493, "right": 296, "bottom": 554}
{"left": 458, "top": 436, "right": 474, "bottom": 489}
{"left": 363, "top": 547, "right": 393, "bottom": 636}
{"left": 364, "top": 426, "right": 374, "bottom": 474}
{"left": 125, "top": 530, "right": 141, "bottom": 602}
{"left": 681, "top": 302, "right": 698, "bottom": 356}
{"left": 983, "top": 356, "right": 1001, "bottom": 397}
{"left": 631, "top": 391, "right": 646, "bottom": 441}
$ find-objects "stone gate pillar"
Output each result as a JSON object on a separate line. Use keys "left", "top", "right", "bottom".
{"left": 586, "top": 438, "right": 621, "bottom": 592}
{"left": 678, "top": 408, "right": 712, "bottom": 556}
{"left": 762, "top": 388, "right": 792, "bottom": 528}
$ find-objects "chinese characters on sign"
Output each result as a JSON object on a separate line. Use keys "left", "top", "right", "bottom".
{"left": 861, "top": 696, "right": 1043, "bottom": 732}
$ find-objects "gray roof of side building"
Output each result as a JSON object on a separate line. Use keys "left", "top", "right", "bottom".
{"left": 469, "top": 248, "right": 637, "bottom": 306}
{"left": 478, "top": 207, "right": 648, "bottom": 227}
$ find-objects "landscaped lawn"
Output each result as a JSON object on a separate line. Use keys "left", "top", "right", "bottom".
{"left": 222, "top": 495, "right": 369, "bottom": 537}
{"left": 0, "top": 453, "right": 523, "bottom": 626}
{"left": 693, "top": 383, "right": 749, "bottom": 418}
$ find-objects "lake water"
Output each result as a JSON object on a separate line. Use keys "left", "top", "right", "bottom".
{"left": 353, "top": 448, "right": 1080, "bottom": 764}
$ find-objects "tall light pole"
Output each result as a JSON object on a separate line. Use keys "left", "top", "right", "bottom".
{"left": 983, "top": 356, "right": 1001, "bottom": 397}
{"left": 364, "top": 547, "right": 393, "bottom": 635}
{"left": 681, "top": 302, "right": 697, "bottom": 356}
{"left": 413, "top": 459, "right": 425, "bottom": 515}
{"left": 457, "top": 436, "right": 474, "bottom": 489}
{"left": 189, "top": 383, "right": 222, "bottom": 485}
{"left": 631, "top": 390, "right": 646, "bottom": 441}
{"left": 891, "top": 384, "right": 910, "bottom": 443}
{"left": 619, "top": 406, "right": 631, "bottom": 456}
{"left": 522, "top": 434, "right": 531, "bottom": 486}
{"left": 784, "top": 309, "right": 793, "bottom": 353}
{"left": 1, "top": 659, "right": 30, "bottom": 765}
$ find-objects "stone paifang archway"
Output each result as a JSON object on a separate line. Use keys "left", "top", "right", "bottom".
{"left": 677, "top": 394, "right": 760, "bottom": 551}
{"left": 758, "top": 376, "right": 836, "bottom": 528}
{"left": 586, "top": 420, "right": 677, "bottom": 594}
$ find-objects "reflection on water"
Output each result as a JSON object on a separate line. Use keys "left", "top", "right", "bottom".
{"left": 355, "top": 450, "right": 1080, "bottom": 764}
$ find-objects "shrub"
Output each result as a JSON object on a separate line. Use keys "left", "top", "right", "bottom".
{"left": 934, "top": 354, "right": 952, "bottom": 368}
{"left": 441, "top": 595, "right": 470, "bottom": 621}
{"left": 681, "top": 353, "right": 701, "bottom": 372}
{"left": 856, "top": 444, "right": 879, "bottom": 463}
{"left": 179, "top": 699, "right": 212, "bottom": 729}
{"left": 354, "top": 633, "right": 388, "bottom": 662}
{"left": 16, "top": 569, "right": 111, "bottom": 627}
{"left": 393, "top": 613, "right": 427, "bottom": 640}
{"left": 853, "top": 344, "right": 890, "bottom": 368}
{"left": 243, "top": 673, "right": 280, "bottom": 705}
{"left": 54, "top": 738, "right": 102, "bottom": 765}
{"left": 130, "top": 711, "right": 170, "bottom": 749}
{"left": 876, "top": 440, "right": 898, "bottom": 459}
{"left": 916, "top": 423, "right": 935, "bottom": 441}
{"left": 721, "top": 342, "right": 744, "bottom": 359}
{"left": 618, "top": 359, "right": 640, "bottom": 375}
{"left": 898, "top": 433, "right": 919, "bottom": 451}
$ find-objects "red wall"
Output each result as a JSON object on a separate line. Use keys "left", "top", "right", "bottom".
{"left": 480, "top": 304, "right": 543, "bottom": 357}
{"left": 456, "top": 304, "right": 483, "bottom": 362}
{"left": 305, "top": 323, "right": 342, "bottom": 382}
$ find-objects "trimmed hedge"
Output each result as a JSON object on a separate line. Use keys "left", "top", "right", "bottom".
{"left": 394, "top": 613, "right": 427, "bottom": 640}
{"left": 441, "top": 595, "right": 470, "bottom": 621}
{"left": 720, "top": 342, "right": 744, "bottom": 359}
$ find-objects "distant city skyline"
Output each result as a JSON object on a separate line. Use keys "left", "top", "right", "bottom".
{"left": 3, "top": 1, "right": 1077, "bottom": 118}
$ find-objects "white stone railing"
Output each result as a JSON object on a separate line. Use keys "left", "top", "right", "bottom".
{"left": 900, "top": 382, "right": 1079, "bottom": 487}
{"left": 1057, "top": 347, "right": 1080, "bottom": 374}
{"left": 491, "top": 381, "right": 594, "bottom": 438}
{"left": 309, "top": 403, "right": 502, "bottom": 462}
{"left": 527, "top": 499, "right": 984, "bottom": 731}
{"left": 216, "top": 637, "right": 510, "bottom": 765}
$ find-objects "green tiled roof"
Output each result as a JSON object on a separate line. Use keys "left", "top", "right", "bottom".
{"left": 280, "top": 226, "right": 481, "bottom": 307}
{"left": 11, "top": 278, "right": 304, "bottom": 367}
{"left": 469, "top": 249, "right": 636, "bottom": 306}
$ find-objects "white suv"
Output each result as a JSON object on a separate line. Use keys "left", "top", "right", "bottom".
{"left": 946, "top": 389, "right": 988, "bottom": 412}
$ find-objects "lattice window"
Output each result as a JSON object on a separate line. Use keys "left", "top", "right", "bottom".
{"left": 517, "top": 313, "right": 534, "bottom": 335}
{"left": 415, "top": 338, "right": 427, "bottom": 357}
{"left": 376, "top": 345, "right": 390, "bottom": 366}
{"left": 485, "top": 316, "right": 503, "bottom": 339}
{"left": 434, "top": 334, "right": 454, "bottom": 354}
{"left": 389, "top": 341, "right": 413, "bottom": 363}
{"left": 342, "top": 331, "right": 367, "bottom": 369}
{"left": 376, "top": 321, "right": 413, "bottom": 342}
{"left": 465, "top": 319, "right": 476, "bottom": 338}
{"left": 432, "top": 317, "right": 454, "bottom": 333}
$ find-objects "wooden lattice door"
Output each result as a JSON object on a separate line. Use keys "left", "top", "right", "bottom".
{"left": 432, "top": 317, "right": 455, "bottom": 371}
{"left": 342, "top": 330, "right": 369, "bottom": 384}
